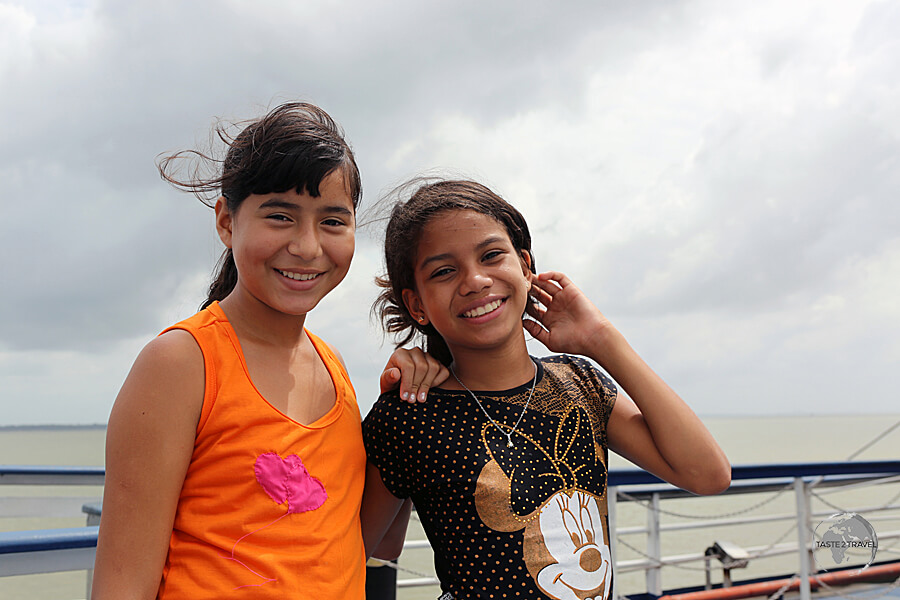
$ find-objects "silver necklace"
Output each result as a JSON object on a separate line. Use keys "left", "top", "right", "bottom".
{"left": 450, "top": 359, "right": 538, "bottom": 448}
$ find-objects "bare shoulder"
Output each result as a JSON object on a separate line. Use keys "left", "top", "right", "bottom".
{"left": 109, "top": 329, "right": 205, "bottom": 437}
{"left": 103, "top": 328, "right": 204, "bottom": 511}
{"left": 94, "top": 329, "right": 204, "bottom": 597}
{"left": 136, "top": 329, "right": 203, "bottom": 385}
{"left": 142, "top": 328, "right": 203, "bottom": 369}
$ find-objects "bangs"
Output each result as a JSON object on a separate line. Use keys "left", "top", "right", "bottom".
{"left": 242, "top": 146, "right": 361, "bottom": 209}
{"left": 219, "top": 104, "right": 362, "bottom": 210}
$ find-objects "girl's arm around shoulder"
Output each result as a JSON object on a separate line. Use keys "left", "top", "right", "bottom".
{"left": 380, "top": 347, "right": 449, "bottom": 403}
{"left": 526, "top": 271, "right": 730, "bottom": 496}
{"left": 91, "top": 329, "right": 204, "bottom": 599}
{"left": 326, "top": 341, "right": 448, "bottom": 404}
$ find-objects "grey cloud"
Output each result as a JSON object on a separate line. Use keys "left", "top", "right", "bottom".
{"left": 1, "top": 0, "right": 898, "bottom": 423}
{"left": 594, "top": 102, "right": 900, "bottom": 318}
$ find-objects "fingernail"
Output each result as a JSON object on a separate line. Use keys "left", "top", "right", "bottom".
{"left": 402, "top": 392, "right": 409, "bottom": 400}
{"left": 419, "top": 392, "right": 427, "bottom": 401}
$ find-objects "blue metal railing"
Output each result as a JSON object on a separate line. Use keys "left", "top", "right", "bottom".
{"left": 4, "top": 460, "right": 898, "bottom": 488}
{"left": 0, "top": 526, "right": 99, "bottom": 555}
{"left": 3, "top": 461, "right": 900, "bottom": 597}
{"left": 0, "top": 465, "right": 105, "bottom": 485}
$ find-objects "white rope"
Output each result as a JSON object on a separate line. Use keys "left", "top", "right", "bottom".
{"left": 810, "top": 480, "right": 900, "bottom": 515}
{"left": 616, "top": 483, "right": 793, "bottom": 520}
{"left": 613, "top": 522, "right": 797, "bottom": 571}
{"left": 846, "top": 419, "right": 900, "bottom": 461}
{"left": 744, "top": 523, "right": 799, "bottom": 560}
{"left": 766, "top": 574, "right": 799, "bottom": 600}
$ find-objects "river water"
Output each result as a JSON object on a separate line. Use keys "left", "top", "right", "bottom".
{"left": 2, "top": 414, "right": 898, "bottom": 599}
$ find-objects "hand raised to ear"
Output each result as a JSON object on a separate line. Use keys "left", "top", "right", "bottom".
{"left": 523, "top": 271, "right": 612, "bottom": 357}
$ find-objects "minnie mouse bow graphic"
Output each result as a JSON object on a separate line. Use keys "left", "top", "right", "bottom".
{"left": 482, "top": 404, "right": 607, "bottom": 517}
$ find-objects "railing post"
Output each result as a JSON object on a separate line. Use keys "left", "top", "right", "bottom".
{"left": 83, "top": 502, "right": 101, "bottom": 600}
{"left": 794, "top": 478, "right": 812, "bottom": 600}
{"left": 608, "top": 486, "right": 618, "bottom": 600}
{"left": 365, "top": 558, "right": 397, "bottom": 600}
{"left": 646, "top": 492, "right": 662, "bottom": 595}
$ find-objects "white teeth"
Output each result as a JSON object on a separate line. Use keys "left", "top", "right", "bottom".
{"left": 463, "top": 299, "right": 503, "bottom": 318}
{"left": 278, "top": 270, "right": 319, "bottom": 281}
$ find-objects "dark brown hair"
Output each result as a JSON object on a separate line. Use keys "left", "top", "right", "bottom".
{"left": 374, "top": 179, "right": 535, "bottom": 365}
{"left": 157, "top": 102, "right": 361, "bottom": 309}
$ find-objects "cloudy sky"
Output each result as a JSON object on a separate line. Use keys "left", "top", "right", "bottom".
{"left": 1, "top": 0, "right": 898, "bottom": 425}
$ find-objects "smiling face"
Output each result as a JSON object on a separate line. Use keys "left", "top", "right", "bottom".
{"left": 402, "top": 209, "right": 532, "bottom": 358}
{"left": 215, "top": 169, "right": 355, "bottom": 318}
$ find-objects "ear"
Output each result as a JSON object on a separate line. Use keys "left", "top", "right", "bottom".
{"left": 519, "top": 249, "right": 535, "bottom": 280}
{"left": 215, "top": 196, "right": 234, "bottom": 249}
{"left": 401, "top": 288, "right": 429, "bottom": 326}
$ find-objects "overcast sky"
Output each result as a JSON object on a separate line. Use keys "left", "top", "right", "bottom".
{"left": 1, "top": 0, "right": 898, "bottom": 425}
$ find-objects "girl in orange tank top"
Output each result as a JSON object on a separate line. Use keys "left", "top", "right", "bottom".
{"left": 92, "top": 103, "right": 447, "bottom": 599}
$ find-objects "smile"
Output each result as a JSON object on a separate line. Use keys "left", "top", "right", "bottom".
{"left": 462, "top": 299, "right": 504, "bottom": 318}
{"left": 276, "top": 269, "right": 321, "bottom": 281}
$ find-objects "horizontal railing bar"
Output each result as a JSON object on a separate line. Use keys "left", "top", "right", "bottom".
{"left": 0, "top": 527, "right": 99, "bottom": 554}
{"left": 617, "top": 543, "right": 799, "bottom": 572}
{"left": 616, "top": 481, "right": 793, "bottom": 500}
{"left": 616, "top": 530, "right": 900, "bottom": 573}
{"left": 3, "top": 461, "right": 899, "bottom": 488}
{"left": 617, "top": 504, "right": 900, "bottom": 537}
{"left": 397, "top": 577, "right": 440, "bottom": 587}
{"left": 864, "top": 514, "right": 900, "bottom": 523}
{"left": 402, "top": 529, "right": 900, "bottom": 584}
{"left": 811, "top": 474, "right": 900, "bottom": 494}
{"left": 615, "top": 475, "right": 898, "bottom": 501}
{"left": 0, "top": 466, "right": 105, "bottom": 486}
{"left": 608, "top": 461, "right": 900, "bottom": 488}
{"left": 729, "top": 462, "right": 900, "bottom": 480}
{"left": 616, "top": 512, "right": 798, "bottom": 535}
{"left": 811, "top": 504, "right": 900, "bottom": 518}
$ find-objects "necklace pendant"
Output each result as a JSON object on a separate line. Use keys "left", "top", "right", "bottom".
{"left": 450, "top": 360, "right": 537, "bottom": 455}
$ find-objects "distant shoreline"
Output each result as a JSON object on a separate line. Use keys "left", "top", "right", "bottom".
{"left": 0, "top": 424, "right": 106, "bottom": 431}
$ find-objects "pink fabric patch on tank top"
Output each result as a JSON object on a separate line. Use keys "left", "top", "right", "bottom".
{"left": 221, "top": 453, "right": 328, "bottom": 590}
{"left": 254, "top": 452, "right": 328, "bottom": 513}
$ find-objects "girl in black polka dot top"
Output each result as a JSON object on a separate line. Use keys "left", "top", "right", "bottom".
{"left": 362, "top": 179, "right": 731, "bottom": 600}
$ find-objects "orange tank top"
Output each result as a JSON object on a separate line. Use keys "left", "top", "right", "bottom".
{"left": 157, "top": 302, "right": 366, "bottom": 599}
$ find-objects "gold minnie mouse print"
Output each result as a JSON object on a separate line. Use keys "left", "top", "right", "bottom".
{"left": 473, "top": 404, "right": 612, "bottom": 600}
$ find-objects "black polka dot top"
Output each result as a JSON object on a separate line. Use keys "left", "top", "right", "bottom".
{"left": 363, "top": 355, "right": 617, "bottom": 600}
